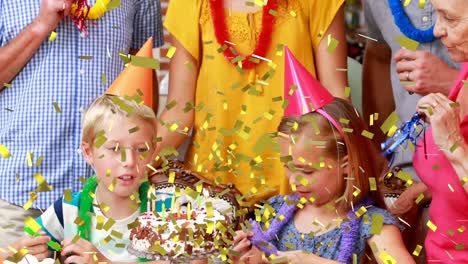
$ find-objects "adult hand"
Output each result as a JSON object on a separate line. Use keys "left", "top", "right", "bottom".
{"left": 33, "top": 0, "right": 73, "bottom": 34}
{"left": 395, "top": 49, "right": 458, "bottom": 96}
{"left": 389, "top": 182, "right": 429, "bottom": 216}
{"left": 61, "top": 237, "right": 109, "bottom": 264}
{"left": 10, "top": 232, "right": 50, "bottom": 261}
{"left": 416, "top": 93, "right": 462, "bottom": 152}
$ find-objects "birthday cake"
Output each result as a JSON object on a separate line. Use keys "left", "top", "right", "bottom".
{"left": 128, "top": 161, "right": 242, "bottom": 258}
{"left": 129, "top": 205, "right": 230, "bottom": 257}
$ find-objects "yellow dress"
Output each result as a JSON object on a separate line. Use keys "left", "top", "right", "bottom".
{"left": 164, "top": 0, "right": 344, "bottom": 206}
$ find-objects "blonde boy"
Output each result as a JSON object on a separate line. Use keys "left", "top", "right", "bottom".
{"left": 4, "top": 95, "right": 158, "bottom": 263}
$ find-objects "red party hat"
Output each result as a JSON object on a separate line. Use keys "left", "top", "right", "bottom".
{"left": 284, "top": 47, "right": 334, "bottom": 116}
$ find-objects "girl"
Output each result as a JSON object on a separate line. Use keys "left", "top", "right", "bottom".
{"left": 233, "top": 97, "right": 415, "bottom": 263}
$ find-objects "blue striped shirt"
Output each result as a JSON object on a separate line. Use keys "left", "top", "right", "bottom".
{"left": 0, "top": 0, "right": 164, "bottom": 209}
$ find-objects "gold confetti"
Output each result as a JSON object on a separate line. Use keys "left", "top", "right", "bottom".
{"left": 415, "top": 193, "right": 425, "bottom": 204}
{"left": 361, "top": 130, "right": 374, "bottom": 139}
{"left": 64, "top": 189, "right": 72, "bottom": 203}
{"left": 78, "top": 55, "right": 93, "bottom": 60}
{"left": 106, "top": 0, "right": 121, "bottom": 10}
{"left": 413, "top": 245, "right": 423, "bottom": 256}
{"left": 370, "top": 214, "right": 384, "bottom": 235}
{"left": 53, "top": 103, "right": 62, "bottom": 113}
{"left": 403, "top": 0, "right": 411, "bottom": 7}
{"left": 131, "top": 56, "right": 159, "bottom": 70}
{"left": 0, "top": 144, "right": 11, "bottom": 159}
{"left": 166, "top": 46, "right": 177, "bottom": 58}
{"left": 379, "top": 250, "right": 396, "bottom": 264}
{"left": 49, "top": 31, "right": 57, "bottom": 42}
{"left": 355, "top": 206, "right": 367, "bottom": 217}
{"left": 344, "top": 86, "right": 351, "bottom": 97}
{"left": 380, "top": 112, "right": 399, "bottom": 134}
{"left": 108, "top": 178, "right": 116, "bottom": 192}
{"left": 394, "top": 36, "right": 419, "bottom": 51}
{"left": 369, "top": 177, "right": 377, "bottom": 191}
{"left": 289, "top": 10, "right": 297, "bottom": 17}
{"left": 457, "top": 226, "right": 465, "bottom": 233}
{"left": 128, "top": 126, "right": 140, "bottom": 134}
{"left": 168, "top": 171, "right": 176, "bottom": 183}
{"left": 427, "top": 220, "right": 437, "bottom": 232}
{"left": 327, "top": 34, "right": 339, "bottom": 53}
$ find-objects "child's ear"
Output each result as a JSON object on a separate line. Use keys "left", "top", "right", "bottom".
{"left": 81, "top": 142, "right": 94, "bottom": 166}
{"left": 340, "top": 155, "right": 349, "bottom": 175}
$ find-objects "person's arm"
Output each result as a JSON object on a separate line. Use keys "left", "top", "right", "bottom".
{"left": 0, "top": 0, "right": 71, "bottom": 86}
{"left": 362, "top": 41, "right": 395, "bottom": 148}
{"left": 368, "top": 225, "right": 415, "bottom": 264}
{"left": 314, "top": 5, "right": 348, "bottom": 99}
{"left": 417, "top": 93, "right": 468, "bottom": 193}
{"left": 154, "top": 35, "right": 198, "bottom": 161}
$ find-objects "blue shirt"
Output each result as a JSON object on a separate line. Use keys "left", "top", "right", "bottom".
{"left": 266, "top": 195, "right": 401, "bottom": 263}
{"left": 0, "top": 0, "right": 163, "bottom": 209}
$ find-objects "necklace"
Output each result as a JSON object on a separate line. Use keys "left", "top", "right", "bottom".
{"left": 388, "top": 0, "right": 435, "bottom": 43}
{"left": 209, "top": 0, "right": 277, "bottom": 69}
{"left": 70, "top": 0, "right": 111, "bottom": 35}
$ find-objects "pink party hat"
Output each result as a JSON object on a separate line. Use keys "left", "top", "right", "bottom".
{"left": 284, "top": 47, "right": 334, "bottom": 116}
{"left": 283, "top": 47, "right": 344, "bottom": 138}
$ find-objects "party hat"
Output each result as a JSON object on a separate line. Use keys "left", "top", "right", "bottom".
{"left": 284, "top": 47, "right": 334, "bottom": 116}
{"left": 284, "top": 47, "right": 344, "bottom": 137}
{"left": 106, "top": 37, "right": 154, "bottom": 107}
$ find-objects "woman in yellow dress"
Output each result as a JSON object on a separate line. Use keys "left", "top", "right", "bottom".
{"left": 157, "top": 0, "right": 348, "bottom": 207}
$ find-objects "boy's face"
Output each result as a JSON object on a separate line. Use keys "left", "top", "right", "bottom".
{"left": 82, "top": 116, "right": 156, "bottom": 199}
{"left": 280, "top": 133, "right": 347, "bottom": 206}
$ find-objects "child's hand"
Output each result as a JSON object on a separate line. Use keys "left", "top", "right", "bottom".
{"left": 61, "top": 238, "right": 109, "bottom": 264}
{"left": 10, "top": 231, "right": 50, "bottom": 261}
{"left": 231, "top": 230, "right": 252, "bottom": 261}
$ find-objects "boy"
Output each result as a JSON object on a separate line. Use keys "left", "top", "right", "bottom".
{"left": 4, "top": 94, "right": 158, "bottom": 263}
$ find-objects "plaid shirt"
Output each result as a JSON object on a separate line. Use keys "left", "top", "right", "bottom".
{"left": 0, "top": 0, "right": 163, "bottom": 209}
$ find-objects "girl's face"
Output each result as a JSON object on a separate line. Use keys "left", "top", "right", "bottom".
{"left": 280, "top": 133, "right": 347, "bottom": 205}
{"left": 82, "top": 116, "right": 156, "bottom": 200}
{"left": 433, "top": 0, "right": 468, "bottom": 62}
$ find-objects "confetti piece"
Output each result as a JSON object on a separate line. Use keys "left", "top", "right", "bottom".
{"left": 106, "top": 0, "right": 121, "bottom": 10}
{"left": 289, "top": 10, "right": 297, "bottom": 17}
{"left": 49, "top": 31, "right": 57, "bottom": 42}
{"left": 367, "top": 177, "right": 377, "bottom": 191}
{"left": 380, "top": 111, "right": 400, "bottom": 134}
{"left": 103, "top": 218, "right": 116, "bottom": 231}
{"left": 394, "top": 36, "right": 419, "bottom": 51}
{"left": 128, "top": 126, "right": 140, "bottom": 134}
{"left": 450, "top": 143, "right": 459, "bottom": 153}
{"left": 403, "top": 0, "right": 411, "bottom": 7}
{"left": 327, "top": 34, "right": 339, "bottom": 53}
{"left": 27, "top": 151, "right": 33, "bottom": 167}
{"left": 370, "top": 214, "right": 384, "bottom": 235}
{"left": 0, "top": 144, "right": 11, "bottom": 159}
{"left": 457, "top": 226, "right": 465, "bottom": 233}
{"left": 449, "top": 102, "right": 460, "bottom": 108}
{"left": 131, "top": 55, "right": 159, "bottom": 70}
{"left": 355, "top": 206, "right": 367, "bottom": 217}
{"left": 419, "top": 0, "right": 425, "bottom": 9}
{"left": 254, "top": 0, "right": 265, "bottom": 7}
{"left": 166, "top": 46, "right": 177, "bottom": 58}
{"left": 361, "top": 130, "right": 374, "bottom": 139}
{"left": 52, "top": 102, "right": 61, "bottom": 113}
{"left": 448, "top": 184, "right": 455, "bottom": 192}
{"left": 413, "top": 245, "right": 423, "bottom": 256}
{"left": 101, "top": 73, "right": 107, "bottom": 86}
{"left": 165, "top": 100, "right": 177, "bottom": 110}
{"left": 378, "top": 250, "right": 396, "bottom": 264}
{"left": 455, "top": 244, "right": 465, "bottom": 250}
{"left": 415, "top": 193, "right": 425, "bottom": 204}
{"left": 25, "top": 217, "right": 42, "bottom": 233}
{"left": 461, "top": 177, "right": 468, "bottom": 185}
{"left": 427, "top": 220, "right": 437, "bottom": 232}
{"left": 168, "top": 171, "right": 176, "bottom": 183}
{"left": 344, "top": 86, "right": 351, "bottom": 97}
{"left": 64, "top": 189, "right": 72, "bottom": 203}
{"left": 78, "top": 55, "right": 93, "bottom": 60}
{"left": 108, "top": 178, "right": 116, "bottom": 192}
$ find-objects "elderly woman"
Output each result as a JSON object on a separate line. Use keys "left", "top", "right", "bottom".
{"left": 413, "top": 0, "right": 468, "bottom": 262}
